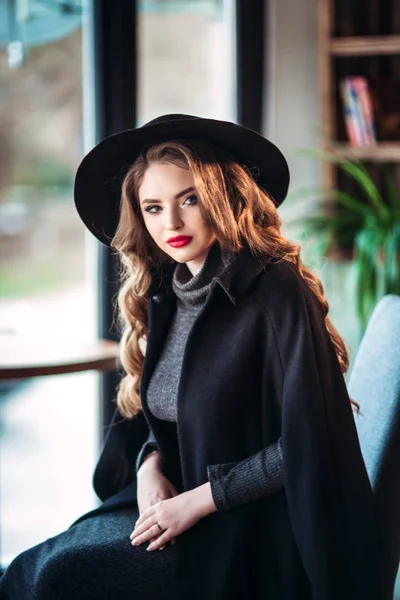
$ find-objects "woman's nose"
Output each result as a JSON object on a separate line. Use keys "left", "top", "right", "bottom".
{"left": 165, "top": 210, "right": 183, "bottom": 231}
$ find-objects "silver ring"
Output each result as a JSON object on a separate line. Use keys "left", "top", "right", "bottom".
{"left": 156, "top": 522, "right": 165, "bottom": 532}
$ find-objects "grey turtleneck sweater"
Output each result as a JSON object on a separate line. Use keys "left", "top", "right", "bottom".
{"left": 137, "top": 244, "right": 284, "bottom": 512}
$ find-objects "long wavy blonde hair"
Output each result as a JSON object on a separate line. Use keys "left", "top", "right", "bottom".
{"left": 112, "top": 139, "right": 353, "bottom": 419}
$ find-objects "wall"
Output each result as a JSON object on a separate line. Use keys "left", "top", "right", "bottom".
{"left": 264, "top": 0, "right": 362, "bottom": 360}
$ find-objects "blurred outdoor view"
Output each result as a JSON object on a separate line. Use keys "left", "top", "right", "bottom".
{"left": 0, "top": 0, "right": 235, "bottom": 566}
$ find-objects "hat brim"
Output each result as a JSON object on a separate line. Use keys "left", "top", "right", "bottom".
{"left": 74, "top": 117, "right": 290, "bottom": 246}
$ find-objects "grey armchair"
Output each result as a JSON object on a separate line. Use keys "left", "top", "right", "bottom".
{"left": 348, "top": 294, "right": 400, "bottom": 600}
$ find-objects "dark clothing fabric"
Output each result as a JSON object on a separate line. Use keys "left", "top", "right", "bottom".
{"left": 135, "top": 427, "right": 159, "bottom": 472}
{"left": 138, "top": 428, "right": 284, "bottom": 513}
{"left": 207, "top": 438, "right": 283, "bottom": 511}
{"left": 0, "top": 503, "right": 177, "bottom": 600}
{"left": 0, "top": 247, "right": 383, "bottom": 600}
{"left": 146, "top": 242, "right": 236, "bottom": 421}
{"left": 89, "top": 248, "right": 382, "bottom": 599}
{"left": 144, "top": 242, "right": 284, "bottom": 511}
{"left": 172, "top": 241, "right": 237, "bottom": 305}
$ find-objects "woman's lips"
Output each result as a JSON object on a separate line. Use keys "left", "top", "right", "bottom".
{"left": 166, "top": 236, "right": 193, "bottom": 248}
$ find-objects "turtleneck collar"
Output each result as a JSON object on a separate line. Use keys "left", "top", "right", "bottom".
{"left": 172, "top": 242, "right": 237, "bottom": 307}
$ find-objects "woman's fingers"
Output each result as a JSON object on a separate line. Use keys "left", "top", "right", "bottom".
{"left": 131, "top": 523, "right": 162, "bottom": 546}
{"left": 130, "top": 499, "right": 178, "bottom": 550}
{"left": 130, "top": 522, "right": 152, "bottom": 540}
{"left": 147, "top": 531, "right": 171, "bottom": 551}
{"left": 130, "top": 515, "right": 154, "bottom": 540}
{"left": 130, "top": 533, "right": 172, "bottom": 551}
{"left": 159, "top": 537, "right": 175, "bottom": 550}
{"left": 134, "top": 507, "right": 155, "bottom": 530}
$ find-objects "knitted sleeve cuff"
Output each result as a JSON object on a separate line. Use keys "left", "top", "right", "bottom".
{"left": 135, "top": 441, "right": 159, "bottom": 473}
{"left": 207, "top": 438, "right": 284, "bottom": 512}
{"left": 207, "top": 462, "right": 238, "bottom": 512}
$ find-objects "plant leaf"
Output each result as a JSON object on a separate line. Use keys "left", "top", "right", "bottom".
{"left": 383, "top": 164, "right": 400, "bottom": 221}
{"left": 330, "top": 189, "right": 371, "bottom": 218}
{"left": 354, "top": 228, "right": 381, "bottom": 327}
{"left": 337, "top": 161, "right": 390, "bottom": 222}
{"left": 382, "top": 223, "right": 400, "bottom": 294}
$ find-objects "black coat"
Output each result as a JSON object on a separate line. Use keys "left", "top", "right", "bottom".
{"left": 81, "top": 249, "right": 382, "bottom": 600}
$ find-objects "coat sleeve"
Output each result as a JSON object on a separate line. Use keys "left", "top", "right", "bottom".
{"left": 265, "top": 272, "right": 382, "bottom": 599}
{"left": 135, "top": 428, "right": 159, "bottom": 472}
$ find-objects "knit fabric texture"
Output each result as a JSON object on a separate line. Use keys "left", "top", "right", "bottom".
{"left": 140, "top": 242, "right": 284, "bottom": 511}
{"left": 146, "top": 242, "right": 236, "bottom": 422}
{"left": 207, "top": 439, "right": 284, "bottom": 511}
{"left": 0, "top": 507, "right": 177, "bottom": 600}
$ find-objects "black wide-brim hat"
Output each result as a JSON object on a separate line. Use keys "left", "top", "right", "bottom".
{"left": 74, "top": 114, "right": 290, "bottom": 246}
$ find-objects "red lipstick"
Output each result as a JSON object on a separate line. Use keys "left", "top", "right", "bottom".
{"left": 166, "top": 235, "right": 193, "bottom": 248}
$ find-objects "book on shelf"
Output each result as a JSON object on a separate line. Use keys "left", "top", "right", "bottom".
{"left": 340, "top": 76, "right": 377, "bottom": 147}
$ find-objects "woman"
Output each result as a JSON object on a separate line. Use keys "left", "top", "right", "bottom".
{"left": 0, "top": 114, "right": 382, "bottom": 600}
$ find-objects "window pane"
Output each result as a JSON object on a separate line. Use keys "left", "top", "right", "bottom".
{"left": 138, "top": 0, "right": 236, "bottom": 123}
{"left": 0, "top": 3, "right": 98, "bottom": 565}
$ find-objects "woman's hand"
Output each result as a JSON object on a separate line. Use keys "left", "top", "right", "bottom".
{"left": 130, "top": 482, "right": 217, "bottom": 551}
{"left": 136, "top": 452, "right": 179, "bottom": 549}
{"left": 137, "top": 452, "right": 179, "bottom": 514}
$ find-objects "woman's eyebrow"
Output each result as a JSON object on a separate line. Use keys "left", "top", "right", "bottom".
{"left": 141, "top": 186, "right": 195, "bottom": 205}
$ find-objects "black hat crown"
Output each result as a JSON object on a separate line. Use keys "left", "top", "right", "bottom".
{"left": 74, "top": 113, "right": 290, "bottom": 246}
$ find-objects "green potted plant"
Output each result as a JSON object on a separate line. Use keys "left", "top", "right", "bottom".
{"left": 293, "top": 152, "right": 400, "bottom": 329}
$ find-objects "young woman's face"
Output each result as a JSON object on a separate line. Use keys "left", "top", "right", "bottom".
{"left": 138, "top": 162, "right": 216, "bottom": 276}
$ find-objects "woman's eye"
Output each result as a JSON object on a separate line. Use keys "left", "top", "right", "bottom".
{"left": 144, "top": 205, "right": 162, "bottom": 214}
{"left": 183, "top": 195, "right": 198, "bottom": 206}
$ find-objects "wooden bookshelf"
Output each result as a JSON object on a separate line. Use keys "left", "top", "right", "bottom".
{"left": 331, "top": 142, "right": 400, "bottom": 161}
{"left": 330, "top": 35, "right": 400, "bottom": 56}
{"left": 318, "top": 0, "right": 400, "bottom": 189}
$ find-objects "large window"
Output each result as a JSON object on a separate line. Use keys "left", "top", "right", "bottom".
{"left": 138, "top": 0, "right": 236, "bottom": 123}
{"left": 0, "top": 2, "right": 98, "bottom": 565}
{"left": 0, "top": 0, "right": 237, "bottom": 567}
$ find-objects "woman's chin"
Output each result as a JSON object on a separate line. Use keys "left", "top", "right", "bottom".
{"left": 164, "top": 245, "right": 196, "bottom": 263}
